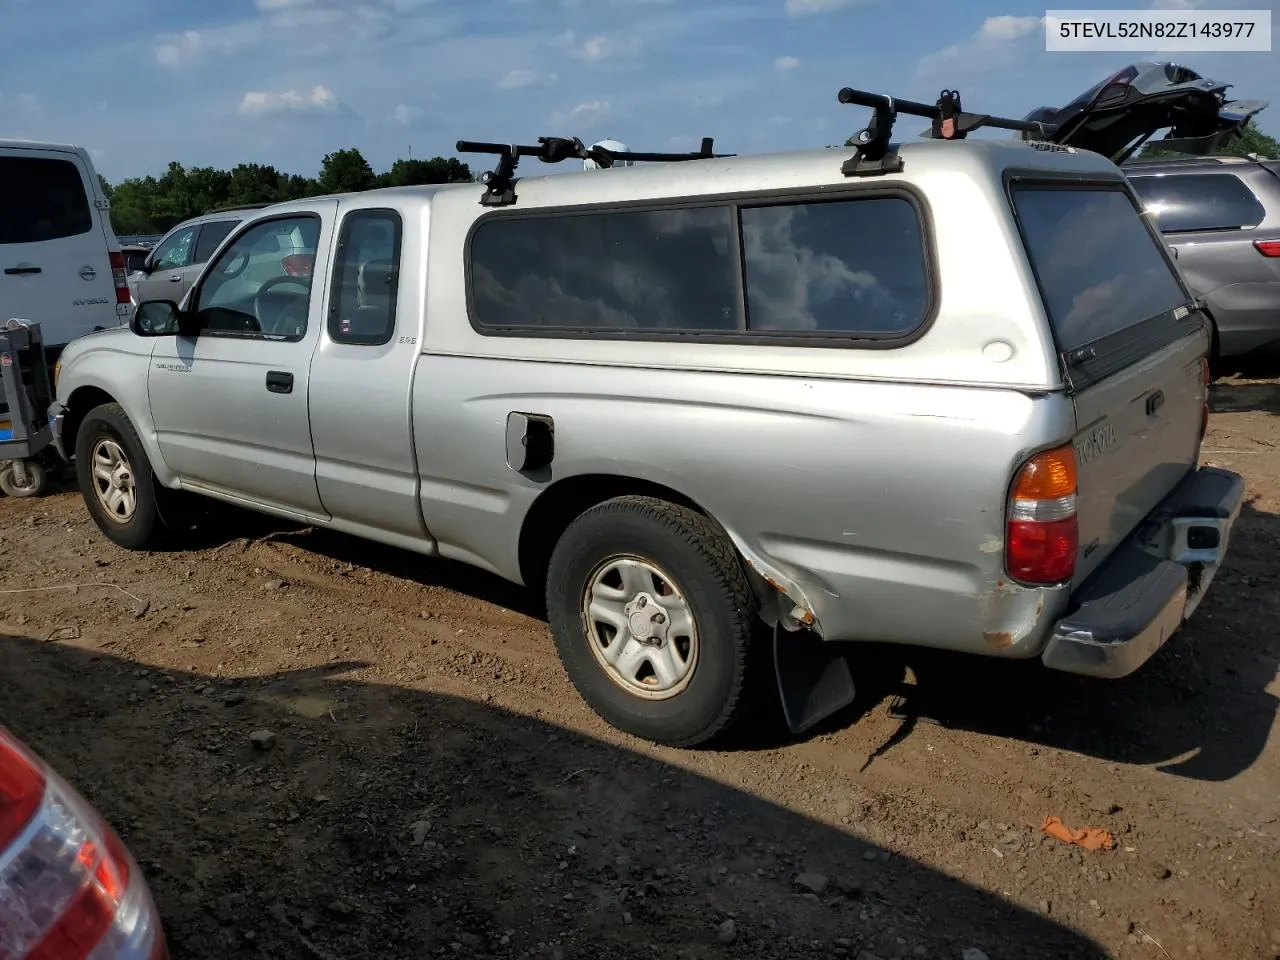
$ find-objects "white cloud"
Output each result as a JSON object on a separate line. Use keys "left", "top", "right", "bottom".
{"left": 497, "top": 69, "right": 557, "bottom": 90}
{"left": 917, "top": 14, "right": 1044, "bottom": 78}
{"left": 774, "top": 55, "right": 801, "bottom": 71}
{"left": 391, "top": 103, "right": 423, "bottom": 125}
{"left": 237, "top": 84, "right": 344, "bottom": 117}
{"left": 254, "top": 0, "right": 310, "bottom": 9}
{"left": 551, "top": 100, "right": 612, "bottom": 127}
{"left": 784, "top": 0, "right": 873, "bottom": 16}
{"left": 575, "top": 33, "right": 644, "bottom": 59}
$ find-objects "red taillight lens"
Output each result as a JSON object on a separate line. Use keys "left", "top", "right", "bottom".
{"left": 280, "top": 253, "right": 314, "bottom": 278}
{"left": 0, "top": 729, "right": 45, "bottom": 847}
{"left": 108, "top": 251, "right": 131, "bottom": 305}
{"left": 1006, "top": 444, "right": 1079, "bottom": 585}
{"left": 1254, "top": 239, "right": 1280, "bottom": 258}
{"left": 0, "top": 726, "right": 165, "bottom": 960}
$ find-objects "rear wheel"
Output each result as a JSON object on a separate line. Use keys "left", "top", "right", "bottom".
{"left": 546, "top": 496, "right": 767, "bottom": 747}
{"left": 75, "top": 403, "right": 165, "bottom": 550}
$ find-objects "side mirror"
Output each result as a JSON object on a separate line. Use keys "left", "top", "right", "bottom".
{"left": 131, "top": 300, "right": 194, "bottom": 337}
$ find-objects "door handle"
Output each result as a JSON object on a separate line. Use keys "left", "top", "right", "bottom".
{"left": 168, "top": 274, "right": 183, "bottom": 282}
{"left": 4, "top": 264, "right": 41, "bottom": 276}
{"left": 265, "top": 370, "right": 294, "bottom": 394}
{"left": 1145, "top": 390, "right": 1165, "bottom": 416}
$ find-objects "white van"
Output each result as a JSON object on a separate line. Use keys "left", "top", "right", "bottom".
{"left": 0, "top": 139, "right": 130, "bottom": 350}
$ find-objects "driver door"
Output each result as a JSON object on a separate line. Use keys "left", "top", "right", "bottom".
{"left": 147, "top": 205, "right": 337, "bottom": 518}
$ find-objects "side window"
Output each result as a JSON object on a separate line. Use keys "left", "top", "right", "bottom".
{"left": 192, "top": 215, "right": 319, "bottom": 339}
{"left": 151, "top": 226, "right": 197, "bottom": 271}
{"left": 327, "top": 210, "right": 403, "bottom": 345}
{"left": 1129, "top": 173, "right": 1265, "bottom": 233}
{"left": 193, "top": 220, "right": 238, "bottom": 264}
{"left": 469, "top": 206, "right": 742, "bottom": 331}
{"left": 0, "top": 156, "right": 92, "bottom": 245}
{"left": 740, "top": 197, "right": 930, "bottom": 335}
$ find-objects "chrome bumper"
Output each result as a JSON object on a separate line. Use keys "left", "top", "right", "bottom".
{"left": 1041, "top": 466, "right": 1245, "bottom": 679}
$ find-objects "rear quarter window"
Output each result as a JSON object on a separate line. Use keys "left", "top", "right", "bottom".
{"left": 0, "top": 156, "right": 93, "bottom": 244}
{"left": 1127, "top": 172, "right": 1265, "bottom": 232}
{"left": 1012, "top": 185, "right": 1188, "bottom": 353}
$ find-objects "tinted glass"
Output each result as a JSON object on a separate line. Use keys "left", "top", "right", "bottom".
{"left": 151, "top": 226, "right": 196, "bottom": 270}
{"left": 328, "top": 210, "right": 402, "bottom": 345}
{"left": 1012, "top": 186, "right": 1188, "bottom": 352}
{"left": 1128, "top": 173, "right": 1265, "bottom": 232}
{"left": 470, "top": 206, "right": 741, "bottom": 331}
{"left": 741, "top": 197, "right": 929, "bottom": 335}
{"left": 194, "top": 216, "right": 319, "bottom": 338}
{"left": 0, "top": 157, "right": 93, "bottom": 245}
{"left": 193, "top": 220, "right": 238, "bottom": 263}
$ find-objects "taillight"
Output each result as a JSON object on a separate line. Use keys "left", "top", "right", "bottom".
{"left": 108, "top": 252, "right": 131, "bottom": 306}
{"left": 1006, "top": 444, "right": 1078, "bottom": 585}
{"left": 0, "top": 727, "right": 167, "bottom": 960}
{"left": 280, "top": 253, "right": 314, "bottom": 278}
{"left": 0, "top": 729, "right": 45, "bottom": 847}
{"left": 1254, "top": 239, "right": 1280, "bottom": 258}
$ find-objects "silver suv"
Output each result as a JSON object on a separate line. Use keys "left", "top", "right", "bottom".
{"left": 127, "top": 205, "right": 267, "bottom": 306}
{"left": 51, "top": 87, "right": 1244, "bottom": 748}
{"left": 1124, "top": 155, "right": 1280, "bottom": 360}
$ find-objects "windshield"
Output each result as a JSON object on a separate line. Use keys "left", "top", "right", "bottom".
{"left": 1011, "top": 185, "right": 1188, "bottom": 353}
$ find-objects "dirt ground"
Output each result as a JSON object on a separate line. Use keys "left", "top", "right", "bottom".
{"left": 2, "top": 373, "right": 1279, "bottom": 960}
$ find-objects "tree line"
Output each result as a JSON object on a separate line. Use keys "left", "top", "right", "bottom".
{"left": 101, "top": 147, "right": 473, "bottom": 237}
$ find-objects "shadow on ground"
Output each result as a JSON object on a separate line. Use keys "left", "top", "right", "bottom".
{"left": 835, "top": 498, "right": 1280, "bottom": 784}
{"left": 1210, "top": 356, "right": 1280, "bottom": 416}
{"left": 0, "top": 637, "right": 1106, "bottom": 960}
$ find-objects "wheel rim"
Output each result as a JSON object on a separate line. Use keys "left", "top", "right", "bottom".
{"left": 3, "top": 464, "right": 39, "bottom": 491}
{"left": 89, "top": 439, "right": 137, "bottom": 522}
{"left": 581, "top": 555, "right": 699, "bottom": 701}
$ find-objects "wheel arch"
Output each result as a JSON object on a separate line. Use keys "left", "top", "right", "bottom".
{"left": 517, "top": 472, "right": 818, "bottom": 632}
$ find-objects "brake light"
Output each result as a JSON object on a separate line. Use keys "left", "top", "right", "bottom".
{"left": 280, "top": 253, "right": 314, "bottom": 278}
{"left": 108, "top": 252, "right": 131, "bottom": 306}
{"left": 1255, "top": 239, "right": 1280, "bottom": 258}
{"left": 0, "top": 727, "right": 168, "bottom": 960}
{"left": 1006, "top": 445, "right": 1079, "bottom": 585}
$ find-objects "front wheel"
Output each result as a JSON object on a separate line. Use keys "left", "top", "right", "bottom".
{"left": 75, "top": 403, "right": 165, "bottom": 550}
{"left": 546, "top": 496, "right": 767, "bottom": 747}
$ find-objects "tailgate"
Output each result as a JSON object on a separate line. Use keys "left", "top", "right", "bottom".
{"left": 1070, "top": 333, "right": 1205, "bottom": 584}
{"left": 1010, "top": 179, "right": 1208, "bottom": 585}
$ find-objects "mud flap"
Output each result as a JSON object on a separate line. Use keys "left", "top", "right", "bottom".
{"left": 773, "top": 626, "right": 857, "bottom": 734}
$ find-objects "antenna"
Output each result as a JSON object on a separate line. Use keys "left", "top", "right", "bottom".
{"left": 836, "top": 87, "right": 1058, "bottom": 177}
{"left": 455, "top": 136, "right": 730, "bottom": 206}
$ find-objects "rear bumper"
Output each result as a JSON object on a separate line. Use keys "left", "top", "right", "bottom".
{"left": 1041, "top": 466, "right": 1244, "bottom": 679}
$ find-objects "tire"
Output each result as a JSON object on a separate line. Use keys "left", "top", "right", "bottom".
{"left": 0, "top": 460, "right": 48, "bottom": 498}
{"left": 546, "top": 496, "right": 767, "bottom": 747}
{"left": 74, "top": 403, "right": 165, "bottom": 550}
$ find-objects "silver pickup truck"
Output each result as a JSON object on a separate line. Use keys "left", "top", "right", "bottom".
{"left": 50, "top": 89, "right": 1245, "bottom": 747}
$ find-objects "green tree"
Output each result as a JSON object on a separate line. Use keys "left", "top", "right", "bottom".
{"left": 379, "top": 156, "right": 473, "bottom": 187}
{"left": 319, "top": 147, "right": 376, "bottom": 193}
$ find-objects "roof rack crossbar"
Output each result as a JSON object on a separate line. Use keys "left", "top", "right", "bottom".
{"left": 835, "top": 87, "right": 1058, "bottom": 177}
{"left": 456, "top": 136, "right": 732, "bottom": 206}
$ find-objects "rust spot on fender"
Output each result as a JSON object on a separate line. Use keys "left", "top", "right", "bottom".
{"left": 984, "top": 630, "right": 1016, "bottom": 649}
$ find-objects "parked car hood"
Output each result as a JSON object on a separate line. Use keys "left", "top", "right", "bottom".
{"left": 1021, "top": 62, "right": 1268, "bottom": 162}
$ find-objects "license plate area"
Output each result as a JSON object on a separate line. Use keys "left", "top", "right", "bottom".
{"left": 1169, "top": 516, "right": 1228, "bottom": 565}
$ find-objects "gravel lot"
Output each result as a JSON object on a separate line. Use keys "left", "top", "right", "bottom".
{"left": 1, "top": 372, "right": 1278, "bottom": 960}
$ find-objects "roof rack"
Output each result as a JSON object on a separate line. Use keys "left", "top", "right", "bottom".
{"left": 202, "top": 201, "right": 275, "bottom": 215}
{"left": 836, "top": 87, "right": 1059, "bottom": 177}
{"left": 455, "top": 136, "right": 732, "bottom": 206}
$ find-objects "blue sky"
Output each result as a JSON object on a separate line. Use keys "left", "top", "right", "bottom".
{"left": 1, "top": 0, "right": 1276, "bottom": 182}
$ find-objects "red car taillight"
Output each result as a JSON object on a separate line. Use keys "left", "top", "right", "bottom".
{"left": 108, "top": 252, "right": 131, "bottom": 306}
{"left": 1006, "top": 444, "right": 1079, "bottom": 585}
{"left": 1254, "top": 239, "right": 1280, "bottom": 258}
{"left": 0, "top": 728, "right": 167, "bottom": 960}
